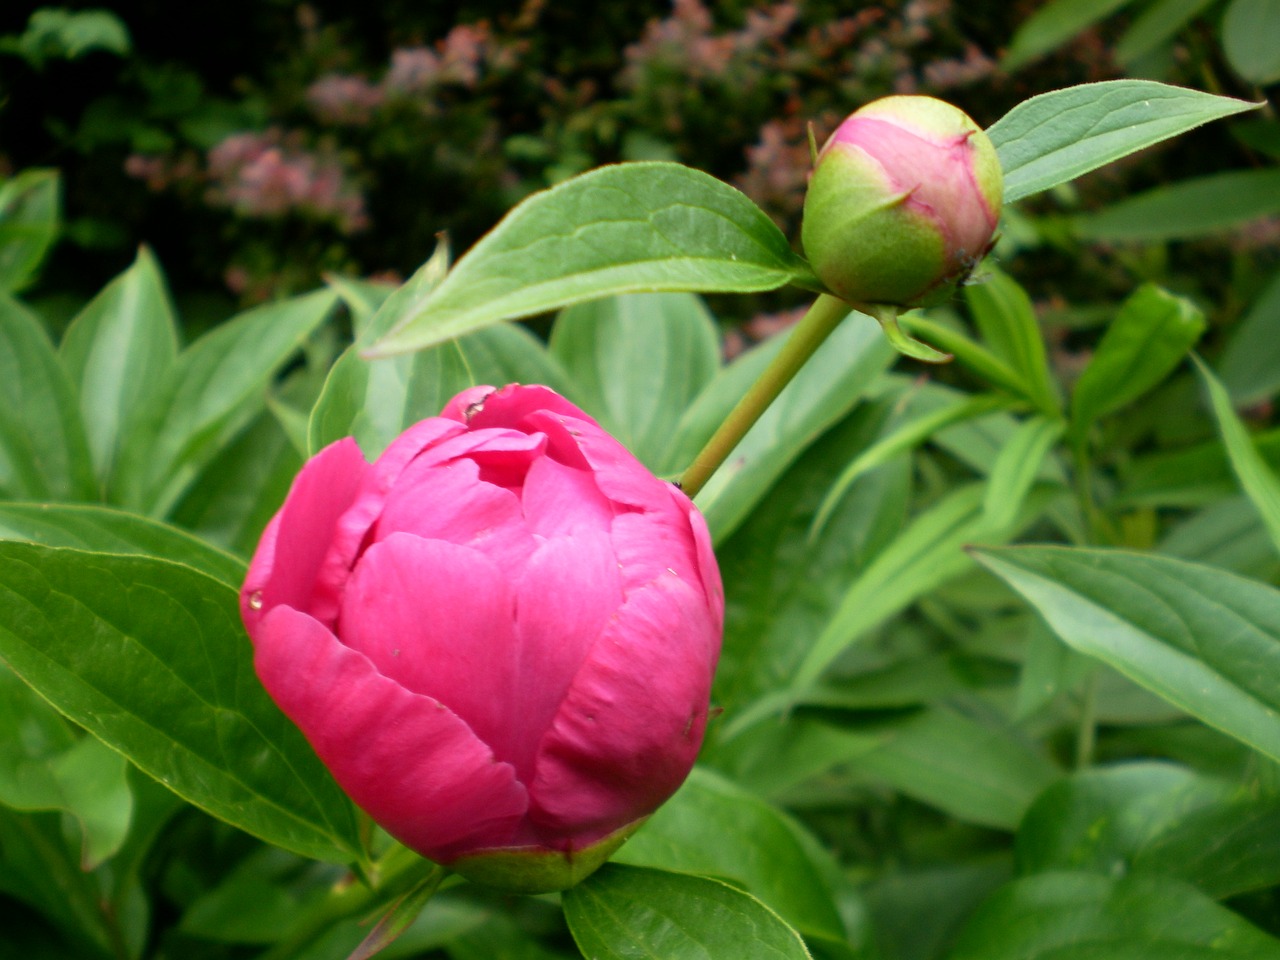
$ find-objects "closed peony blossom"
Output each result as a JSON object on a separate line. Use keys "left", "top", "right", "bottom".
{"left": 802, "top": 95, "right": 1003, "bottom": 308}
{"left": 240, "top": 384, "right": 723, "bottom": 892}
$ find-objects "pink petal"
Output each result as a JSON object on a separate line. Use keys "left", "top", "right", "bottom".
{"left": 681, "top": 491, "right": 724, "bottom": 633}
{"left": 525, "top": 410, "right": 665, "bottom": 509}
{"left": 527, "top": 575, "right": 719, "bottom": 844}
{"left": 610, "top": 503, "right": 702, "bottom": 598}
{"left": 241, "top": 437, "right": 369, "bottom": 634}
{"left": 415, "top": 426, "right": 548, "bottom": 492}
{"left": 253, "top": 605, "right": 527, "bottom": 861}
{"left": 374, "top": 457, "right": 537, "bottom": 572}
{"left": 338, "top": 533, "right": 518, "bottom": 760}
{"left": 456, "top": 384, "right": 594, "bottom": 433}
{"left": 439, "top": 384, "right": 498, "bottom": 422}
{"left": 505, "top": 532, "right": 623, "bottom": 781}
{"left": 521, "top": 456, "right": 616, "bottom": 538}
{"left": 310, "top": 417, "right": 468, "bottom": 628}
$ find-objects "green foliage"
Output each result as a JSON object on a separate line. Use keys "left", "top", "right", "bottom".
{"left": 0, "top": 9, "right": 1278, "bottom": 957}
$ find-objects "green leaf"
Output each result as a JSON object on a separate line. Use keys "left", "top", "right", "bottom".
{"left": 0, "top": 502, "right": 245, "bottom": 586}
{"left": 616, "top": 768, "right": 848, "bottom": 945}
{"left": 0, "top": 542, "right": 361, "bottom": 862}
{"left": 0, "top": 169, "right": 60, "bottom": 292}
{"left": 1160, "top": 496, "right": 1280, "bottom": 580}
{"left": 1001, "top": 0, "right": 1138, "bottom": 71}
{"left": 347, "top": 866, "right": 446, "bottom": 960}
{"left": 786, "top": 480, "right": 1062, "bottom": 700}
{"left": 1076, "top": 168, "right": 1280, "bottom": 241}
{"left": 714, "top": 400, "right": 911, "bottom": 716}
{"left": 171, "top": 410, "right": 303, "bottom": 558}
{"left": 947, "top": 872, "right": 1280, "bottom": 959}
{"left": 1118, "top": 430, "right": 1280, "bottom": 509}
{"left": 1071, "top": 284, "right": 1205, "bottom": 432}
{"left": 965, "top": 268, "right": 1060, "bottom": 415}
{"left": 1223, "top": 0, "right": 1280, "bottom": 84}
{"left": 1196, "top": 357, "right": 1280, "bottom": 557}
{"left": 1115, "top": 0, "right": 1218, "bottom": 65}
{"left": 900, "top": 313, "right": 1040, "bottom": 401}
{"left": 679, "top": 311, "right": 895, "bottom": 542}
{"left": 987, "top": 81, "right": 1260, "bottom": 204}
{"left": 1017, "top": 762, "right": 1280, "bottom": 900}
{"left": 564, "top": 864, "right": 812, "bottom": 960}
{"left": 114, "top": 288, "right": 337, "bottom": 515}
{"left": 811, "top": 392, "right": 1013, "bottom": 538}
{"left": 0, "top": 666, "right": 132, "bottom": 870}
{"left": 1217, "top": 270, "right": 1280, "bottom": 405}
{"left": 365, "top": 162, "right": 817, "bottom": 357}
{"left": 59, "top": 246, "right": 179, "bottom": 489}
{"left": 973, "top": 546, "right": 1280, "bottom": 766}
{"left": 549, "top": 292, "right": 721, "bottom": 473}
{"left": 0, "top": 294, "right": 95, "bottom": 501}
{"left": 851, "top": 707, "right": 1059, "bottom": 830}
{"left": 309, "top": 321, "right": 569, "bottom": 460}
{"left": 0, "top": 806, "right": 118, "bottom": 958}
{"left": 982, "top": 415, "right": 1066, "bottom": 529}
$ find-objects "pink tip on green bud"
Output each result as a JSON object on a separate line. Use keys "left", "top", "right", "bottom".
{"left": 801, "top": 95, "right": 1003, "bottom": 308}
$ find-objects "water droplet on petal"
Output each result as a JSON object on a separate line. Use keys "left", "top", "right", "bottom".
{"left": 248, "top": 591, "right": 264, "bottom": 610}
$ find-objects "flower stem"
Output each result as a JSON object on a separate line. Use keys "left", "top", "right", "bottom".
{"left": 680, "top": 294, "right": 852, "bottom": 498}
{"left": 257, "top": 847, "right": 444, "bottom": 960}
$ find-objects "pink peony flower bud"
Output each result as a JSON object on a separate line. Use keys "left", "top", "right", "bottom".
{"left": 801, "top": 95, "right": 1003, "bottom": 308}
{"left": 240, "top": 384, "right": 723, "bottom": 893}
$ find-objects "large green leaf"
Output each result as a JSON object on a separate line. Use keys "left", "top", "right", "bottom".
{"left": 974, "top": 546, "right": 1280, "bottom": 765}
{"left": 0, "top": 169, "right": 60, "bottom": 293}
{"left": 0, "top": 542, "right": 361, "bottom": 862}
{"left": 113, "top": 288, "right": 337, "bottom": 515}
{"left": 1018, "top": 762, "right": 1280, "bottom": 900}
{"left": 366, "top": 162, "right": 817, "bottom": 356}
{"left": 0, "top": 294, "right": 95, "bottom": 501}
{"left": 616, "top": 767, "right": 848, "bottom": 946}
{"left": 1076, "top": 169, "right": 1280, "bottom": 242}
{"left": 947, "top": 872, "right": 1280, "bottom": 959}
{"left": 0, "top": 502, "right": 244, "bottom": 587}
{"left": 59, "top": 246, "right": 178, "bottom": 489}
{"left": 549, "top": 292, "right": 721, "bottom": 474}
{"left": 564, "top": 864, "right": 812, "bottom": 960}
{"left": 987, "top": 81, "right": 1259, "bottom": 204}
{"left": 1071, "top": 284, "right": 1205, "bottom": 433}
{"left": 1001, "top": 0, "right": 1137, "bottom": 70}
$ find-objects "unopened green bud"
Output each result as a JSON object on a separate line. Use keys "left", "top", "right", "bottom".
{"left": 801, "top": 96, "right": 1003, "bottom": 308}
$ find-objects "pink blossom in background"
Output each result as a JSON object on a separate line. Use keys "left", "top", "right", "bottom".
{"left": 306, "top": 73, "right": 385, "bottom": 124}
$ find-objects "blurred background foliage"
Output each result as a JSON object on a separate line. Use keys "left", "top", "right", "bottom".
{"left": 4, "top": 0, "right": 1269, "bottom": 334}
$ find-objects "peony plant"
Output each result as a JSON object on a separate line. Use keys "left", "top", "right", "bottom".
{"left": 0, "top": 77, "right": 1263, "bottom": 960}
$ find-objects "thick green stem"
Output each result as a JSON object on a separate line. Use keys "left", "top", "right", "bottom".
{"left": 681, "top": 294, "right": 853, "bottom": 498}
